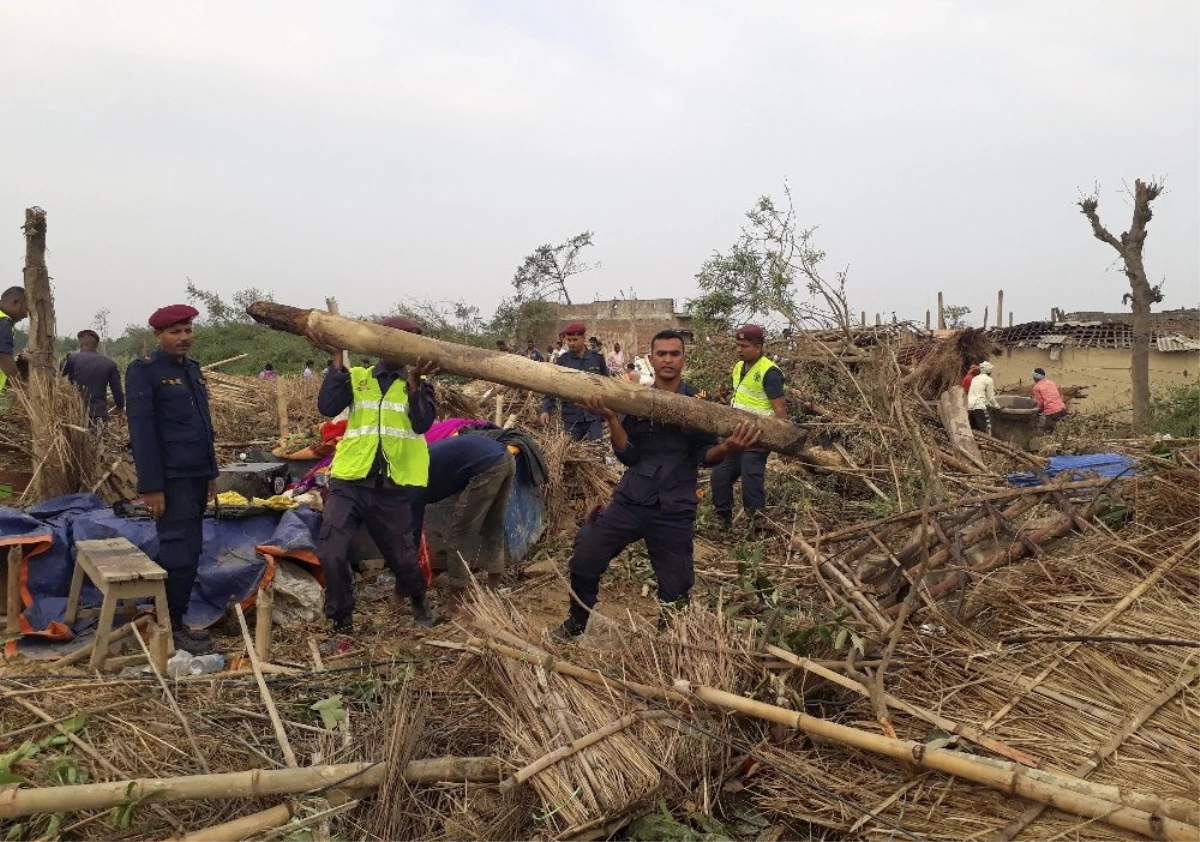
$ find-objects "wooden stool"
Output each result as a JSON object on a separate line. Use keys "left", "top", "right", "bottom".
{"left": 64, "top": 538, "right": 173, "bottom": 671}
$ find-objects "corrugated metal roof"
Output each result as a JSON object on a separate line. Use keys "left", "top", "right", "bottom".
{"left": 1156, "top": 335, "right": 1200, "bottom": 353}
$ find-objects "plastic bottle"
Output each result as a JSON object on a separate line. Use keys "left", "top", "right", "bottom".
{"left": 166, "top": 649, "right": 194, "bottom": 678}
{"left": 187, "top": 653, "right": 227, "bottom": 675}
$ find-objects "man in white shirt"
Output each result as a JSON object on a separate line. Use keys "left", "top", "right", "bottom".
{"left": 967, "top": 360, "right": 1000, "bottom": 434}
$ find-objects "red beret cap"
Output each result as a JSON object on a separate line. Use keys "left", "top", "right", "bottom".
{"left": 77, "top": 329, "right": 100, "bottom": 341}
{"left": 735, "top": 323, "right": 765, "bottom": 343}
{"left": 562, "top": 322, "right": 586, "bottom": 335}
{"left": 148, "top": 305, "right": 199, "bottom": 330}
{"left": 378, "top": 316, "right": 423, "bottom": 334}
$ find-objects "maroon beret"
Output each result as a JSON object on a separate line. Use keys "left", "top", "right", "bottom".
{"left": 735, "top": 323, "right": 765, "bottom": 343}
{"left": 379, "top": 316, "right": 423, "bottom": 334}
{"left": 148, "top": 304, "right": 199, "bottom": 330}
{"left": 562, "top": 322, "right": 586, "bottom": 335}
{"left": 77, "top": 329, "right": 100, "bottom": 342}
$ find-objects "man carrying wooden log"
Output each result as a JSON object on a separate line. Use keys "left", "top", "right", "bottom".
{"left": 539, "top": 321, "right": 609, "bottom": 441}
{"left": 315, "top": 316, "right": 439, "bottom": 635}
{"left": 552, "top": 330, "right": 762, "bottom": 640}
{"left": 62, "top": 329, "right": 124, "bottom": 422}
{"left": 711, "top": 324, "right": 788, "bottom": 531}
{"left": 0, "top": 286, "right": 30, "bottom": 409}
{"left": 126, "top": 305, "right": 218, "bottom": 654}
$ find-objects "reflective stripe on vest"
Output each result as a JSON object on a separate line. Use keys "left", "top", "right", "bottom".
{"left": 731, "top": 356, "right": 779, "bottom": 416}
{"left": 0, "top": 313, "right": 9, "bottom": 394}
{"left": 329, "top": 367, "right": 429, "bottom": 486}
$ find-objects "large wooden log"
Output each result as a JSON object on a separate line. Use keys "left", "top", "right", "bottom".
{"left": 246, "top": 302, "right": 809, "bottom": 456}
{"left": 0, "top": 757, "right": 501, "bottom": 819}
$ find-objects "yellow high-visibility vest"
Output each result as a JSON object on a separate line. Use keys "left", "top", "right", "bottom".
{"left": 731, "top": 355, "right": 780, "bottom": 416}
{"left": 329, "top": 367, "right": 429, "bottom": 487}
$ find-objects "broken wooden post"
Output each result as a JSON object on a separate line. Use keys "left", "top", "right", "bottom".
{"left": 245, "top": 302, "right": 809, "bottom": 456}
{"left": 874, "top": 313, "right": 881, "bottom": 326}
{"left": 1009, "top": 311, "right": 1013, "bottom": 327}
{"left": 997, "top": 289, "right": 1004, "bottom": 327}
{"left": 936, "top": 291, "right": 945, "bottom": 329}
{"left": 982, "top": 305, "right": 989, "bottom": 329}
{"left": 254, "top": 585, "right": 274, "bottom": 662}
{"left": 275, "top": 385, "right": 288, "bottom": 443}
{"left": 925, "top": 310, "right": 931, "bottom": 330}
{"left": 22, "top": 208, "right": 58, "bottom": 501}
{"left": 859, "top": 311, "right": 866, "bottom": 327}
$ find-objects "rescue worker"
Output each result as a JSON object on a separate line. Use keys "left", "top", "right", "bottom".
{"left": 0, "top": 286, "right": 30, "bottom": 409}
{"left": 967, "top": 360, "right": 999, "bottom": 434}
{"left": 711, "top": 324, "right": 787, "bottom": 530}
{"left": 126, "top": 304, "right": 218, "bottom": 654}
{"left": 1032, "top": 368, "right": 1068, "bottom": 432}
{"left": 316, "top": 316, "right": 439, "bottom": 635}
{"left": 411, "top": 434, "right": 516, "bottom": 614}
{"left": 539, "top": 322, "right": 609, "bottom": 441}
{"left": 62, "top": 329, "right": 124, "bottom": 422}
{"left": 553, "top": 330, "right": 762, "bottom": 640}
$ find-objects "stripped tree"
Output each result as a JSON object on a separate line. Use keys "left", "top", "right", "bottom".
{"left": 1077, "top": 179, "right": 1164, "bottom": 434}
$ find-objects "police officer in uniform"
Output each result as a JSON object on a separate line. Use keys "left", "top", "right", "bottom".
{"left": 126, "top": 304, "right": 217, "bottom": 654}
{"left": 712, "top": 324, "right": 788, "bottom": 530}
{"left": 539, "top": 321, "right": 609, "bottom": 441}
{"left": 553, "top": 330, "right": 761, "bottom": 639}
{"left": 316, "top": 316, "right": 439, "bottom": 636}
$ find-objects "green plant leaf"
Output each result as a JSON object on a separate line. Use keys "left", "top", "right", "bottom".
{"left": 310, "top": 695, "right": 348, "bottom": 729}
{"left": 0, "top": 771, "right": 28, "bottom": 786}
{"left": 0, "top": 741, "right": 39, "bottom": 773}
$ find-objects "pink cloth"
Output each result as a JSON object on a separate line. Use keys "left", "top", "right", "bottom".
{"left": 1032, "top": 378, "right": 1066, "bottom": 415}
{"left": 424, "top": 417, "right": 487, "bottom": 444}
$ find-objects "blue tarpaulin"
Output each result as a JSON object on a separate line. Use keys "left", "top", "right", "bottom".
{"left": 1007, "top": 453, "right": 1139, "bottom": 487}
{"left": 3, "top": 495, "right": 321, "bottom": 650}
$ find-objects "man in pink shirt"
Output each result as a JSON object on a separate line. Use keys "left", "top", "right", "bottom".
{"left": 1032, "top": 368, "right": 1068, "bottom": 431}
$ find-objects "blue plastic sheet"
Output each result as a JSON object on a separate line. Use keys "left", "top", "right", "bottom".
{"left": 3, "top": 496, "right": 320, "bottom": 648}
{"left": 1007, "top": 453, "right": 1139, "bottom": 487}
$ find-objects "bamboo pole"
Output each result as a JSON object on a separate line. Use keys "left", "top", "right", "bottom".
{"left": 997, "top": 662, "right": 1200, "bottom": 839}
{"left": 0, "top": 758, "right": 501, "bottom": 819}
{"left": 673, "top": 681, "right": 1197, "bottom": 841}
{"left": 255, "top": 585, "right": 275, "bottom": 662}
{"left": 764, "top": 645, "right": 1040, "bottom": 767}
{"left": 245, "top": 302, "right": 808, "bottom": 456}
{"left": 234, "top": 602, "right": 297, "bottom": 767}
{"left": 201, "top": 353, "right": 248, "bottom": 371}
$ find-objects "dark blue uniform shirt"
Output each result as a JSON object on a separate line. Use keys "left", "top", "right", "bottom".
{"left": 318, "top": 363, "right": 436, "bottom": 490}
{"left": 541, "top": 349, "right": 609, "bottom": 422}
{"left": 612, "top": 382, "right": 718, "bottom": 516}
{"left": 63, "top": 350, "right": 125, "bottom": 420}
{"left": 126, "top": 350, "right": 218, "bottom": 494}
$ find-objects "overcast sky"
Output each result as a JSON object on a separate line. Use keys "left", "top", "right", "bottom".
{"left": 2, "top": 1, "right": 1197, "bottom": 336}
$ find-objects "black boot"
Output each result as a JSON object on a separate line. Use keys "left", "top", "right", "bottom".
{"left": 551, "top": 599, "right": 590, "bottom": 641}
{"left": 172, "top": 626, "right": 214, "bottom": 655}
{"left": 716, "top": 511, "right": 733, "bottom": 531}
{"left": 411, "top": 593, "right": 436, "bottom": 628}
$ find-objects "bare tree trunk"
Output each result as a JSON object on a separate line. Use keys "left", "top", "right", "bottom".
{"left": 1077, "top": 179, "right": 1162, "bottom": 435}
{"left": 22, "top": 208, "right": 60, "bottom": 499}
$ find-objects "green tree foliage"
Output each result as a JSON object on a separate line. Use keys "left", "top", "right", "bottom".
{"left": 943, "top": 304, "right": 972, "bottom": 329}
{"left": 489, "top": 297, "right": 557, "bottom": 346}
{"left": 1149, "top": 382, "right": 1200, "bottom": 438}
{"left": 687, "top": 184, "right": 851, "bottom": 335}
{"left": 512, "top": 231, "right": 597, "bottom": 306}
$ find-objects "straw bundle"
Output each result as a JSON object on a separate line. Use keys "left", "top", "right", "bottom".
{"left": 532, "top": 429, "right": 621, "bottom": 534}
{"left": 902, "top": 327, "right": 998, "bottom": 401}
{"left": 750, "top": 465, "right": 1200, "bottom": 839}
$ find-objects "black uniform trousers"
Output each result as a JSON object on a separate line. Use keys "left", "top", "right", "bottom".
{"left": 568, "top": 499, "right": 695, "bottom": 609}
{"left": 318, "top": 481, "right": 427, "bottom": 623}
{"left": 156, "top": 476, "right": 208, "bottom": 627}
{"left": 968, "top": 408, "right": 992, "bottom": 434}
{"left": 711, "top": 447, "right": 768, "bottom": 514}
